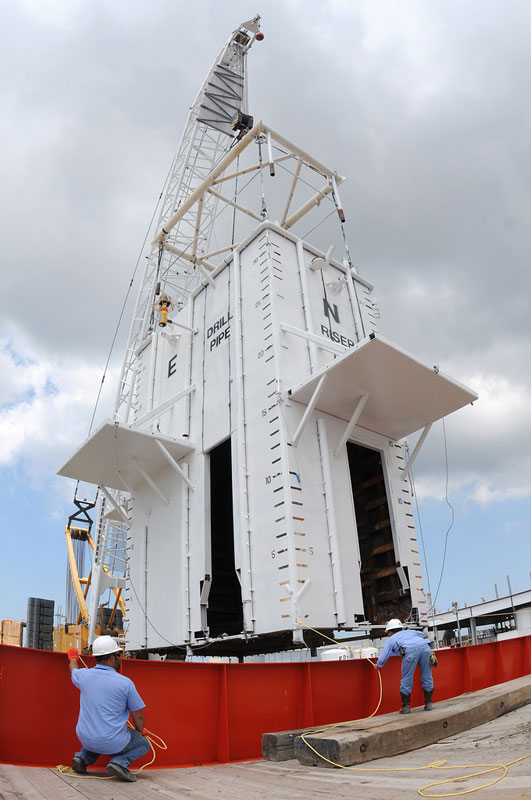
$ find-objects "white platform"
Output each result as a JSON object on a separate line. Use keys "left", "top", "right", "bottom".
{"left": 57, "top": 420, "right": 194, "bottom": 491}
{"left": 288, "top": 333, "right": 478, "bottom": 440}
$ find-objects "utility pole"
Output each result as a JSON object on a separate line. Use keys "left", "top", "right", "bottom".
{"left": 452, "top": 601, "right": 462, "bottom": 646}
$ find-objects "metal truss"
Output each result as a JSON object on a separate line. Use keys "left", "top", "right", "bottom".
{"left": 115, "top": 17, "right": 261, "bottom": 424}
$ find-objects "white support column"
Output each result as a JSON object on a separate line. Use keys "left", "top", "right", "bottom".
{"left": 232, "top": 247, "right": 254, "bottom": 633}
{"left": 135, "top": 384, "right": 195, "bottom": 427}
{"left": 295, "top": 238, "right": 318, "bottom": 372}
{"left": 132, "top": 459, "right": 169, "bottom": 506}
{"left": 333, "top": 392, "right": 369, "bottom": 457}
{"left": 317, "top": 418, "right": 347, "bottom": 625}
{"left": 402, "top": 422, "right": 433, "bottom": 481}
{"left": 154, "top": 440, "right": 195, "bottom": 490}
{"left": 291, "top": 374, "right": 327, "bottom": 446}
{"left": 180, "top": 462, "right": 192, "bottom": 642}
{"left": 281, "top": 322, "right": 346, "bottom": 355}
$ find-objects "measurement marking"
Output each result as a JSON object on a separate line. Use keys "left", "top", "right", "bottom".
{"left": 277, "top": 564, "right": 289, "bottom": 570}
{"left": 276, "top": 532, "right": 287, "bottom": 538}
{"left": 268, "top": 416, "right": 279, "bottom": 423}
{"left": 296, "top": 563, "right": 308, "bottom": 568}
{"left": 265, "top": 355, "right": 275, "bottom": 362}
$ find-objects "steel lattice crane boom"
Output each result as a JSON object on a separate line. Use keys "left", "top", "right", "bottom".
{"left": 115, "top": 17, "right": 263, "bottom": 424}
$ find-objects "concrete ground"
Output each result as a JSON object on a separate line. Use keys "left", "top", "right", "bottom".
{"left": 1, "top": 704, "right": 530, "bottom": 799}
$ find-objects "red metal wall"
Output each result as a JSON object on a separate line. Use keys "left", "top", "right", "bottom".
{"left": 1, "top": 636, "right": 529, "bottom": 769}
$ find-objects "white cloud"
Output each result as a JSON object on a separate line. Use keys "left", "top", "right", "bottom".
{"left": 0, "top": 339, "right": 116, "bottom": 478}
{"left": 409, "top": 368, "right": 531, "bottom": 506}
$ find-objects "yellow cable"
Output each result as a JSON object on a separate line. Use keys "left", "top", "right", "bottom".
{"left": 55, "top": 725, "right": 167, "bottom": 779}
{"left": 294, "top": 619, "right": 531, "bottom": 797}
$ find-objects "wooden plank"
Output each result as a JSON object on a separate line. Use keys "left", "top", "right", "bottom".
{"left": 0, "top": 766, "right": 48, "bottom": 800}
{"left": 294, "top": 675, "right": 531, "bottom": 767}
{"left": 17, "top": 769, "right": 81, "bottom": 800}
{"left": 262, "top": 723, "right": 327, "bottom": 761}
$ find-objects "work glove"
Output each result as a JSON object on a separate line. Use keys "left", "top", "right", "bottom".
{"left": 68, "top": 647, "right": 80, "bottom": 660}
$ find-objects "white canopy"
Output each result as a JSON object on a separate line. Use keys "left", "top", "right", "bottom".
{"left": 57, "top": 420, "right": 194, "bottom": 491}
{"left": 288, "top": 333, "right": 477, "bottom": 441}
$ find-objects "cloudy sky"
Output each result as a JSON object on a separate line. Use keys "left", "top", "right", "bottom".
{"left": 1, "top": 0, "right": 530, "bottom": 627}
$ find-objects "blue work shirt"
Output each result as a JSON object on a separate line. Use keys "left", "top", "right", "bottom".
{"left": 377, "top": 629, "right": 430, "bottom": 668}
{"left": 71, "top": 664, "right": 145, "bottom": 754}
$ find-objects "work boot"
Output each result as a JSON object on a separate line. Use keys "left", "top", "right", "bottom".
{"left": 423, "top": 689, "right": 433, "bottom": 711}
{"left": 399, "top": 692, "right": 411, "bottom": 714}
{"left": 71, "top": 756, "right": 87, "bottom": 774}
{"left": 106, "top": 762, "right": 137, "bottom": 782}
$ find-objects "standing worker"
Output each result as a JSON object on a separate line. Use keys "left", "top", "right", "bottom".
{"left": 376, "top": 618, "right": 434, "bottom": 714}
{"left": 67, "top": 635, "right": 150, "bottom": 782}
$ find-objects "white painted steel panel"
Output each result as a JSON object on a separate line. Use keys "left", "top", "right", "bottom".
{"left": 150, "top": 326, "right": 188, "bottom": 439}
{"left": 202, "top": 265, "right": 232, "bottom": 451}
{"left": 125, "top": 464, "right": 184, "bottom": 650}
{"left": 133, "top": 339, "right": 152, "bottom": 421}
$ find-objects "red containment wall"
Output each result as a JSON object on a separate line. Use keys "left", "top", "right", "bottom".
{"left": 1, "top": 636, "right": 530, "bottom": 769}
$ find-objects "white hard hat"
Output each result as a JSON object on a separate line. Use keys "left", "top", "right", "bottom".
{"left": 385, "top": 618, "right": 404, "bottom": 633}
{"left": 92, "top": 635, "right": 121, "bottom": 657}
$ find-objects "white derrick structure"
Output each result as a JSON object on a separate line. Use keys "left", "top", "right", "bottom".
{"left": 59, "top": 20, "right": 478, "bottom": 654}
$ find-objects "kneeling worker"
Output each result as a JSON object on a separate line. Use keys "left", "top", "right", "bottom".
{"left": 376, "top": 618, "right": 434, "bottom": 714}
{"left": 68, "top": 635, "right": 150, "bottom": 782}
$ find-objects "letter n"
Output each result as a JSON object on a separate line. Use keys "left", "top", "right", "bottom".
{"left": 323, "top": 298, "right": 340, "bottom": 324}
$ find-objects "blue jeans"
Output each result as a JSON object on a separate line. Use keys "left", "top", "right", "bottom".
{"left": 400, "top": 644, "right": 433, "bottom": 695}
{"left": 76, "top": 729, "right": 150, "bottom": 769}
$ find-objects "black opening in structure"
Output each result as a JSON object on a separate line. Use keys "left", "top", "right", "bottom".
{"left": 347, "top": 442, "right": 412, "bottom": 628}
{"left": 207, "top": 438, "right": 244, "bottom": 638}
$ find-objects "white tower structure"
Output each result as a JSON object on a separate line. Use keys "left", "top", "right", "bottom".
{"left": 59, "top": 21, "right": 478, "bottom": 657}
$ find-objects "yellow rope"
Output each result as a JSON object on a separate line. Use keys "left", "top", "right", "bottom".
{"left": 294, "top": 619, "right": 531, "bottom": 797}
{"left": 55, "top": 724, "right": 167, "bottom": 779}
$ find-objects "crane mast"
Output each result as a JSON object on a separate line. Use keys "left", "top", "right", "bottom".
{"left": 115, "top": 17, "right": 262, "bottom": 425}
